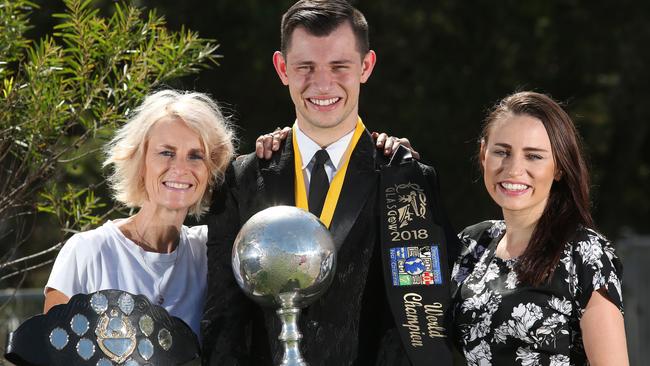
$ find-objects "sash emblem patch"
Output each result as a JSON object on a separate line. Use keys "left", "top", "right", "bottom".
{"left": 390, "top": 245, "right": 443, "bottom": 286}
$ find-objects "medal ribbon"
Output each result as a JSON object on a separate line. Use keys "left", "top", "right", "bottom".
{"left": 293, "top": 118, "right": 365, "bottom": 228}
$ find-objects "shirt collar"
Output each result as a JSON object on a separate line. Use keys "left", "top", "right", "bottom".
{"left": 294, "top": 122, "right": 356, "bottom": 170}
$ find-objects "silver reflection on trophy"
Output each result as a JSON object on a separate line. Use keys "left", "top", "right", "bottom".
{"left": 232, "top": 206, "right": 336, "bottom": 366}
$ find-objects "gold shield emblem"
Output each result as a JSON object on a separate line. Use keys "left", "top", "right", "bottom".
{"left": 95, "top": 309, "right": 137, "bottom": 363}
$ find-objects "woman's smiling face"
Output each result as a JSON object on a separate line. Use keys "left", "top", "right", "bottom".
{"left": 481, "top": 113, "right": 558, "bottom": 219}
{"left": 142, "top": 117, "right": 209, "bottom": 214}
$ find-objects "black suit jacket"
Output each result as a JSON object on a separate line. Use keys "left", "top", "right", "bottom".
{"left": 202, "top": 130, "right": 457, "bottom": 366}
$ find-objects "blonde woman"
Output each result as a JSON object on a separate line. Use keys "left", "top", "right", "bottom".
{"left": 44, "top": 90, "right": 235, "bottom": 336}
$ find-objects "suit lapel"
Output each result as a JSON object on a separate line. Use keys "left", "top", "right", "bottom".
{"left": 329, "top": 130, "right": 378, "bottom": 249}
{"left": 260, "top": 129, "right": 378, "bottom": 249}
{"left": 260, "top": 133, "right": 295, "bottom": 206}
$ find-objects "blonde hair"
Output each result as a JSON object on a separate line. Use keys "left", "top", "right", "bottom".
{"left": 104, "top": 89, "right": 235, "bottom": 218}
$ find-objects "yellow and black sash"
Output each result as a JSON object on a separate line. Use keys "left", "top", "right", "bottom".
{"left": 380, "top": 146, "right": 453, "bottom": 365}
{"left": 292, "top": 118, "right": 365, "bottom": 228}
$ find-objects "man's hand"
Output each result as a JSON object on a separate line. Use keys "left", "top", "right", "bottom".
{"left": 255, "top": 126, "right": 291, "bottom": 159}
{"left": 371, "top": 132, "right": 420, "bottom": 160}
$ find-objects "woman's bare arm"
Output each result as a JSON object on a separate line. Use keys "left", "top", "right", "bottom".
{"left": 43, "top": 288, "right": 70, "bottom": 313}
{"left": 581, "top": 289, "right": 629, "bottom": 366}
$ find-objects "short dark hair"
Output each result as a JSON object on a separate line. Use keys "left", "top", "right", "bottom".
{"left": 280, "top": 0, "right": 369, "bottom": 56}
{"left": 480, "top": 91, "right": 593, "bottom": 286}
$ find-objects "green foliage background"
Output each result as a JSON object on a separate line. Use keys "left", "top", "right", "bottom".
{"left": 0, "top": 0, "right": 220, "bottom": 288}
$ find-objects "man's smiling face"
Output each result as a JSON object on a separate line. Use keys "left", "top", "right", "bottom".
{"left": 274, "top": 22, "right": 375, "bottom": 143}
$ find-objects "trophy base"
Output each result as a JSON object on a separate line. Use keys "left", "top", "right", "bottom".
{"left": 280, "top": 357, "right": 307, "bottom": 366}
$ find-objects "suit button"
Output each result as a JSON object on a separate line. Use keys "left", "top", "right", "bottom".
{"left": 307, "top": 320, "right": 319, "bottom": 329}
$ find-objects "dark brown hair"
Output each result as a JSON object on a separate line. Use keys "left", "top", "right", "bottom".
{"left": 480, "top": 91, "right": 593, "bottom": 286}
{"left": 280, "top": 0, "right": 369, "bottom": 56}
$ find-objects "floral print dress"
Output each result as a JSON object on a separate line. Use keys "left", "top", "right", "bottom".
{"left": 451, "top": 220, "right": 623, "bottom": 366}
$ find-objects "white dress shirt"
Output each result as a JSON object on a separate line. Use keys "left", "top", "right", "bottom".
{"left": 294, "top": 124, "right": 355, "bottom": 195}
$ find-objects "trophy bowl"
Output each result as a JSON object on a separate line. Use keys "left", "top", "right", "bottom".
{"left": 232, "top": 205, "right": 336, "bottom": 366}
{"left": 232, "top": 205, "right": 336, "bottom": 307}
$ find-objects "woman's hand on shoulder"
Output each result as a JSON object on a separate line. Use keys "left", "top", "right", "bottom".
{"left": 371, "top": 132, "right": 420, "bottom": 160}
{"left": 255, "top": 127, "right": 291, "bottom": 159}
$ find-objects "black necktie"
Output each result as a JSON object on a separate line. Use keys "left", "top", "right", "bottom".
{"left": 308, "top": 149, "right": 330, "bottom": 217}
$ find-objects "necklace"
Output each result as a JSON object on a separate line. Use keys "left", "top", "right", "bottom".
{"left": 130, "top": 224, "right": 183, "bottom": 305}
{"left": 139, "top": 246, "right": 181, "bottom": 305}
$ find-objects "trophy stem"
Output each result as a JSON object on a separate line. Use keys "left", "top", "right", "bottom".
{"left": 276, "top": 306, "right": 307, "bottom": 366}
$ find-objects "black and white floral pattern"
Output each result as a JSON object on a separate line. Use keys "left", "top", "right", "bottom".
{"left": 451, "top": 220, "right": 623, "bottom": 365}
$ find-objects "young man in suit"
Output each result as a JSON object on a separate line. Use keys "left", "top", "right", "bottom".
{"left": 202, "top": 1, "right": 456, "bottom": 365}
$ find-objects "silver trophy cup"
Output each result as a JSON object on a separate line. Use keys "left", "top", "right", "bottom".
{"left": 232, "top": 206, "right": 336, "bottom": 366}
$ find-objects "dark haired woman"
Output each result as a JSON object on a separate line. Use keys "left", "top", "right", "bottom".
{"left": 452, "top": 91, "right": 628, "bottom": 365}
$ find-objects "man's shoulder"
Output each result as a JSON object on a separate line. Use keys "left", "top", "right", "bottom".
{"left": 395, "top": 156, "right": 439, "bottom": 181}
{"left": 382, "top": 145, "right": 438, "bottom": 176}
{"left": 231, "top": 141, "right": 291, "bottom": 175}
{"left": 231, "top": 151, "right": 257, "bottom": 171}
{"left": 225, "top": 151, "right": 264, "bottom": 185}
{"left": 415, "top": 160, "right": 437, "bottom": 178}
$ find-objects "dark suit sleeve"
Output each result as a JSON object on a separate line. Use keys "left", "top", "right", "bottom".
{"left": 419, "top": 162, "right": 462, "bottom": 273}
{"left": 202, "top": 162, "right": 253, "bottom": 365}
